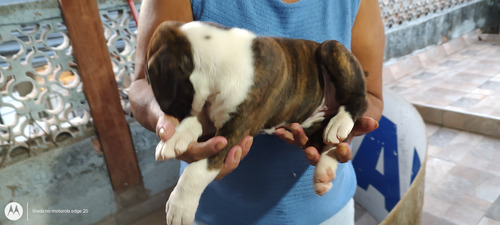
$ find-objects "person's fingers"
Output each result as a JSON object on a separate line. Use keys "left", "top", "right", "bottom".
{"left": 275, "top": 124, "right": 319, "bottom": 165}
{"left": 165, "top": 135, "right": 253, "bottom": 179}
{"left": 216, "top": 146, "right": 242, "bottom": 180}
{"left": 156, "top": 115, "right": 179, "bottom": 141}
{"left": 216, "top": 136, "right": 253, "bottom": 180}
{"left": 335, "top": 142, "right": 352, "bottom": 163}
{"left": 343, "top": 116, "right": 379, "bottom": 144}
{"left": 274, "top": 127, "right": 296, "bottom": 145}
{"left": 304, "top": 146, "right": 321, "bottom": 166}
{"left": 240, "top": 136, "right": 253, "bottom": 158}
{"left": 290, "top": 123, "right": 309, "bottom": 147}
{"left": 306, "top": 143, "right": 352, "bottom": 166}
{"left": 274, "top": 123, "right": 309, "bottom": 147}
{"left": 176, "top": 136, "right": 227, "bottom": 163}
{"left": 352, "top": 116, "right": 379, "bottom": 137}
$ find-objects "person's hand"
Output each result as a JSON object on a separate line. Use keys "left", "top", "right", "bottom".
{"left": 155, "top": 114, "right": 253, "bottom": 180}
{"left": 274, "top": 116, "right": 379, "bottom": 165}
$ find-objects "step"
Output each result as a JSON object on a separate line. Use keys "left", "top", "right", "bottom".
{"left": 415, "top": 103, "right": 500, "bottom": 138}
{"left": 383, "top": 30, "right": 500, "bottom": 138}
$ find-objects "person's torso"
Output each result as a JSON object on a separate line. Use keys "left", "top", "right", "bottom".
{"left": 186, "top": 1, "right": 361, "bottom": 224}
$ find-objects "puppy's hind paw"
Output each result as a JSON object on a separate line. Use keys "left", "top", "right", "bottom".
{"left": 165, "top": 192, "right": 198, "bottom": 225}
{"left": 313, "top": 147, "right": 339, "bottom": 196}
{"left": 313, "top": 166, "right": 335, "bottom": 196}
{"left": 323, "top": 106, "right": 354, "bottom": 145}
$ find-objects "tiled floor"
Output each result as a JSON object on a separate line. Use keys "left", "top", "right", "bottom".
{"left": 384, "top": 31, "right": 500, "bottom": 119}
{"left": 421, "top": 124, "right": 500, "bottom": 225}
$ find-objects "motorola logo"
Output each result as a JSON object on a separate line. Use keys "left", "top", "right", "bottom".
{"left": 4, "top": 202, "right": 23, "bottom": 221}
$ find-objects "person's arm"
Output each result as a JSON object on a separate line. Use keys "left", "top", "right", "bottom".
{"left": 275, "top": 0, "right": 385, "bottom": 164}
{"left": 351, "top": 0, "right": 385, "bottom": 123}
{"left": 130, "top": 0, "right": 192, "bottom": 132}
{"left": 129, "top": 0, "right": 252, "bottom": 179}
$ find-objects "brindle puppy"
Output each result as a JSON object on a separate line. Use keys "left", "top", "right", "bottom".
{"left": 145, "top": 21, "right": 367, "bottom": 225}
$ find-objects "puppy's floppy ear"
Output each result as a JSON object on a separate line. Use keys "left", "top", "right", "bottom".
{"left": 317, "top": 40, "right": 367, "bottom": 119}
{"left": 145, "top": 23, "right": 195, "bottom": 119}
{"left": 146, "top": 45, "right": 179, "bottom": 113}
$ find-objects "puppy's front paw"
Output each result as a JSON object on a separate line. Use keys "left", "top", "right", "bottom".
{"left": 323, "top": 106, "right": 354, "bottom": 145}
{"left": 155, "top": 140, "right": 174, "bottom": 161}
{"left": 155, "top": 133, "right": 195, "bottom": 161}
{"left": 155, "top": 116, "right": 203, "bottom": 161}
{"left": 166, "top": 188, "right": 199, "bottom": 225}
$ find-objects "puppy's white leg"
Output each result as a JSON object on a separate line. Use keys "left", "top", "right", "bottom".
{"left": 166, "top": 159, "right": 219, "bottom": 225}
{"left": 314, "top": 147, "right": 338, "bottom": 196}
{"left": 323, "top": 106, "right": 355, "bottom": 145}
{"left": 156, "top": 116, "right": 203, "bottom": 160}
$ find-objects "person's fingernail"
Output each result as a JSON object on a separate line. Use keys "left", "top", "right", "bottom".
{"left": 374, "top": 120, "right": 379, "bottom": 129}
{"left": 338, "top": 144, "right": 348, "bottom": 157}
{"left": 158, "top": 128, "right": 166, "bottom": 140}
{"left": 216, "top": 141, "right": 226, "bottom": 151}
{"left": 305, "top": 149, "right": 315, "bottom": 160}
{"left": 234, "top": 147, "right": 242, "bottom": 162}
{"left": 245, "top": 137, "right": 254, "bottom": 150}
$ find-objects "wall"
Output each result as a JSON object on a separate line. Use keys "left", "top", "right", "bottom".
{"left": 0, "top": 130, "right": 115, "bottom": 225}
{"left": 0, "top": 121, "right": 179, "bottom": 225}
{"left": 130, "top": 120, "right": 180, "bottom": 197}
{"left": 384, "top": 0, "right": 500, "bottom": 60}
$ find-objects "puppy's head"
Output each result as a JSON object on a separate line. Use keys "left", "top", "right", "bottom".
{"left": 146, "top": 21, "right": 195, "bottom": 120}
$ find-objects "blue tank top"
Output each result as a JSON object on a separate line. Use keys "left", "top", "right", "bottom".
{"left": 184, "top": 1, "right": 361, "bottom": 224}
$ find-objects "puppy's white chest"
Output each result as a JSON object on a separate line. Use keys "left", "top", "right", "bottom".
{"left": 182, "top": 22, "right": 257, "bottom": 128}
